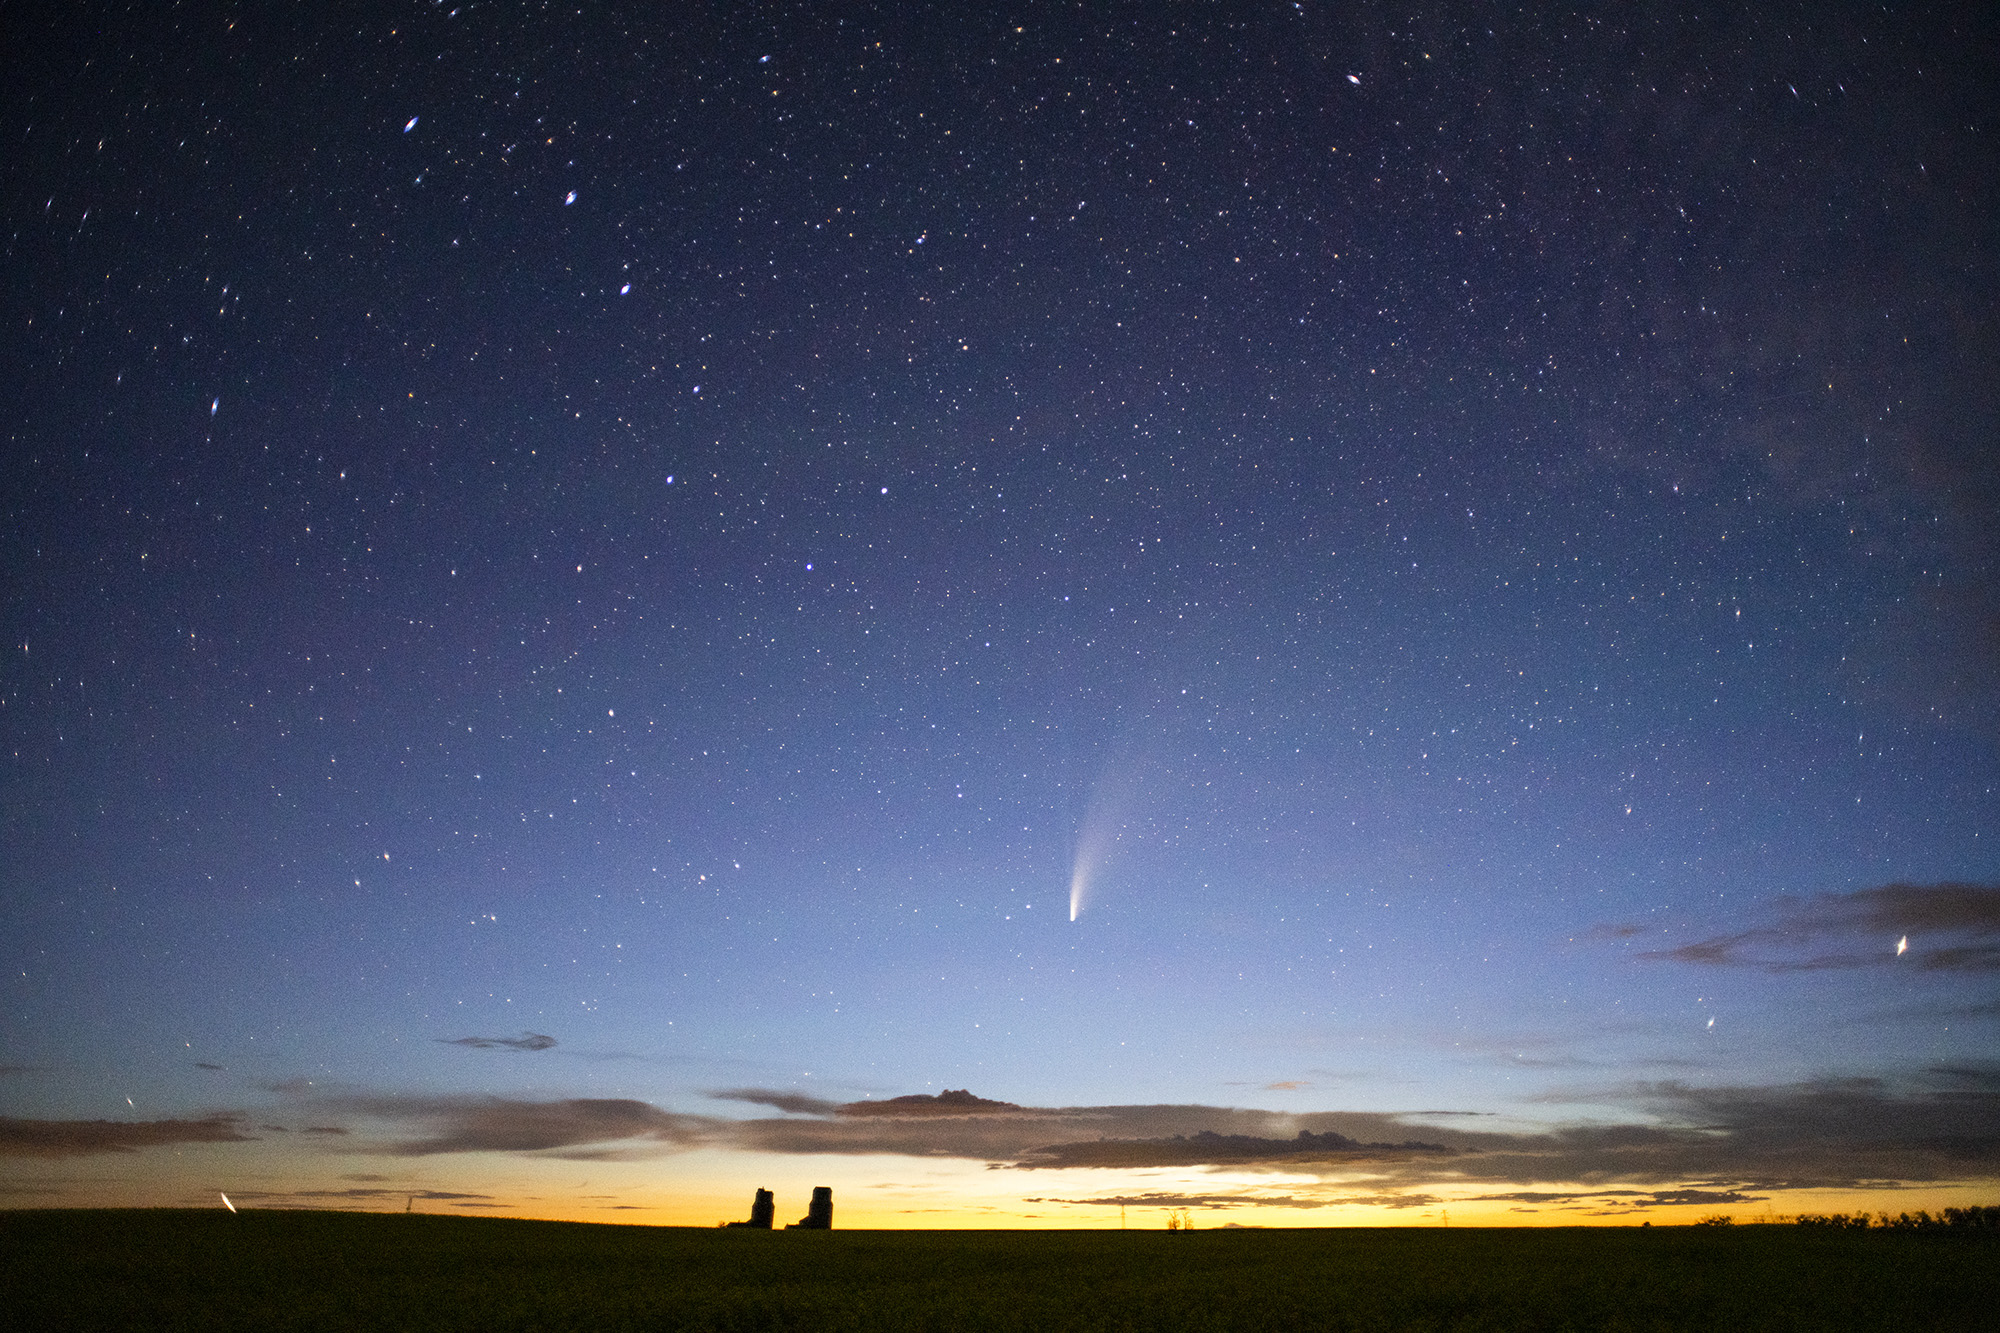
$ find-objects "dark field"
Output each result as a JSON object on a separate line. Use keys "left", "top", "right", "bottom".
{"left": 5, "top": 1209, "right": 1996, "bottom": 1332}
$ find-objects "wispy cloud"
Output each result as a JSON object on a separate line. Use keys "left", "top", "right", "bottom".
{"left": 1024, "top": 1191, "right": 1421, "bottom": 1211}
{"left": 326, "top": 1094, "right": 709, "bottom": 1157}
{"left": 1621, "top": 881, "right": 2000, "bottom": 972}
{"left": 439, "top": 1032, "right": 557, "bottom": 1051}
{"left": 1015, "top": 1128, "right": 1448, "bottom": 1169}
{"left": 292, "top": 1187, "right": 492, "bottom": 1201}
{"left": 0, "top": 1113, "right": 254, "bottom": 1157}
{"left": 710, "top": 1087, "right": 1026, "bottom": 1118}
{"left": 1465, "top": 1188, "right": 1761, "bottom": 1207}
{"left": 699, "top": 1083, "right": 1998, "bottom": 1192}
{"left": 708, "top": 1088, "right": 842, "bottom": 1116}
{"left": 837, "top": 1089, "right": 1027, "bottom": 1118}
{"left": 389, "top": 1075, "right": 1999, "bottom": 1191}
{"left": 24, "top": 1065, "right": 1991, "bottom": 1209}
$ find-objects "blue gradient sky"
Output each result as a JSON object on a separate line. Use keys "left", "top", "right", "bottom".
{"left": 4, "top": 1, "right": 1996, "bottom": 1225}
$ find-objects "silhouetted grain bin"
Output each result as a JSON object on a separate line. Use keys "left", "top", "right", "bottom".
{"left": 723, "top": 1188, "right": 774, "bottom": 1228}
{"left": 785, "top": 1186, "right": 833, "bottom": 1229}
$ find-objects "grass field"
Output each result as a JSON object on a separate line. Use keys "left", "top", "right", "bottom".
{"left": 5, "top": 1209, "right": 1996, "bottom": 1331}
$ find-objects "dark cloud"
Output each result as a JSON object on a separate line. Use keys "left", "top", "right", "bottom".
{"left": 439, "top": 1032, "right": 557, "bottom": 1051}
{"left": 193, "top": 1063, "right": 226, "bottom": 1071}
{"left": 836, "top": 1089, "right": 1027, "bottom": 1118}
{"left": 1919, "top": 945, "right": 2000, "bottom": 972}
{"left": 729, "top": 1079, "right": 1998, "bottom": 1192}
{"left": 266, "top": 1073, "right": 1999, "bottom": 1202}
{"left": 1464, "top": 1071, "right": 2000, "bottom": 1191}
{"left": 1016, "top": 1128, "right": 1448, "bottom": 1170}
{"left": 1648, "top": 1189, "right": 1764, "bottom": 1206}
{"left": 1027, "top": 1191, "right": 1445, "bottom": 1212}
{"left": 1025, "top": 1191, "right": 1372, "bottom": 1211}
{"left": 1625, "top": 882, "right": 2000, "bottom": 973}
{"left": 708, "top": 1088, "right": 843, "bottom": 1116}
{"left": 711, "top": 1086, "right": 1029, "bottom": 1121}
{"left": 291, "top": 1187, "right": 492, "bottom": 1201}
{"left": 1841, "top": 884, "right": 2000, "bottom": 935}
{"left": 0, "top": 1113, "right": 254, "bottom": 1157}
{"left": 1465, "top": 1188, "right": 1761, "bottom": 1207}
{"left": 301, "top": 1126, "right": 348, "bottom": 1135}
{"left": 726, "top": 1101, "right": 1465, "bottom": 1165}
{"left": 326, "top": 1094, "right": 711, "bottom": 1157}
{"left": 1465, "top": 1189, "right": 1647, "bottom": 1204}
{"left": 1010, "top": 1079, "right": 2000, "bottom": 1194}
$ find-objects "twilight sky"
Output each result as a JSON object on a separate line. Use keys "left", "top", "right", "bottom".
{"left": 4, "top": 1, "right": 1996, "bottom": 1227}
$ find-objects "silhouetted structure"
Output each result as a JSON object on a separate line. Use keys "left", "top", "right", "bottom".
{"left": 723, "top": 1188, "right": 774, "bottom": 1228}
{"left": 785, "top": 1186, "right": 833, "bottom": 1229}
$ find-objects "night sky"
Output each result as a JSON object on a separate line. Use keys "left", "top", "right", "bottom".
{"left": 4, "top": 2, "right": 1997, "bottom": 1226}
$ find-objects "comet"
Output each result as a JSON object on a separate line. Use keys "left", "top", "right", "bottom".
{"left": 1068, "top": 775, "right": 1124, "bottom": 921}
{"left": 1068, "top": 855, "right": 1095, "bottom": 922}
{"left": 220, "top": 1192, "right": 237, "bottom": 1213}
{"left": 1067, "top": 730, "right": 1151, "bottom": 920}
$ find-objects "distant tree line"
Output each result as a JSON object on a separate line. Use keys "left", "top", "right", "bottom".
{"left": 1794, "top": 1206, "right": 2000, "bottom": 1232}
{"left": 1697, "top": 1206, "right": 1999, "bottom": 1231}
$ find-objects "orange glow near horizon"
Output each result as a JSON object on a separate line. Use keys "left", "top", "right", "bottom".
{"left": 12, "top": 1142, "right": 1990, "bottom": 1231}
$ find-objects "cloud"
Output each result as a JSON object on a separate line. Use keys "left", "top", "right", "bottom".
{"left": 836, "top": 1089, "right": 1027, "bottom": 1118}
{"left": 708, "top": 1088, "right": 843, "bottom": 1116}
{"left": 194, "top": 1063, "right": 226, "bottom": 1071}
{"left": 323, "top": 1095, "right": 711, "bottom": 1157}
{"left": 1467, "top": 1070, "right": 2000, "bottom": 1191}
{"left": 1465, "top": 1188, "right": 1761, "bottom": 1207}
{"left": 439, "top": 1032, "right": 557, "bottom": 1051}
{"left": 710, "top": 1086, "right": 1029, "bottom": 1120}
{"left": 256, "top": 1071, "right": 1998, "bottom": 1203}
{"left": 291, "top": 1188, "right": 492, "bottom": 1201}
{"left": 712, "top": 1078, "right": 2000, "bottom": 1192}
{"left": 1015, "top": 1128, "right": 1448, "bottom": 1170}
{"left": 1623, "top": 882, "right": 2000, "bottom": 973}
{"left": 1026, "top": 1190, "right": 1448, "bottom": 1212}
{"left": 1025, "top": 1191, "right": 1389, "bottom": 1211}
{"left": 0, "top": 1113, "right": 255, "bottom": 1158}
{"left": 722, "top": 1100, "right": 1472, "bottom": 1165}
{"left": 1840, "top": 883, "right": 2000, "bottom": 935}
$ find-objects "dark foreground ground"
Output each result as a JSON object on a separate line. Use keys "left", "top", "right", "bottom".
{"left": 4, "top": 1209, "right": 1996, "bottom": 1332}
